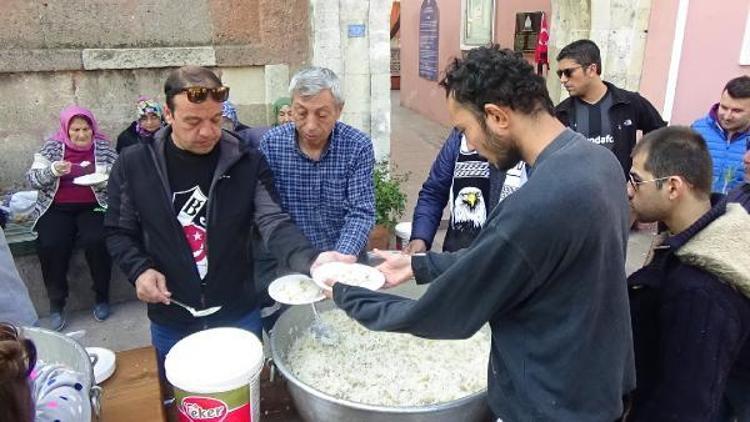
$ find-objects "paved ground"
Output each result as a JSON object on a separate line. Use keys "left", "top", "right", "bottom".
{"left": 390, "top": 91, "right": 453, "bottom": 219}
{"left": 36, "top": 91, "right": 656, "bottom": 352}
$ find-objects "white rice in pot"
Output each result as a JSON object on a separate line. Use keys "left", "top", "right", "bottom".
{"left": 285, "top": 309, "right": 491, "bottom": 407}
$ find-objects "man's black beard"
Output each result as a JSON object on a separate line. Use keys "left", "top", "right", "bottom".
{"left": 486, "top": 130, "right": 522, "bottom": 171}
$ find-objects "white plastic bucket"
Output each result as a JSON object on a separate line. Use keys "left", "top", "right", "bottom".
{"left": 395, "top": 221, "right": 412, "bottom": 250}
{"left": 165, "top": 328, "right": 264, "bottom": 422}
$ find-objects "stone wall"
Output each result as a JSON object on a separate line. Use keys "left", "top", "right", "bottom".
{"left": 0, "top": 0, "right": 310, "bottom": 191}
{"left": 309, "top": 0, "right": 391, "bottom": 161}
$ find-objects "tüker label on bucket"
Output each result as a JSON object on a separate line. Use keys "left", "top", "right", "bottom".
{"left": 176, "top": 391, "right": 250, "bottom": 422}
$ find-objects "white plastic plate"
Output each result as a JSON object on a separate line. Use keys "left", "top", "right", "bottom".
{"left": 86, "top": 347, "right": 116, "bottom": 384}
{"left": 311, "top": 262, "right": 385, "bottom": 292}
{"left": 268, "top": 274, "right": 325, "bottom": 305}
{"left": 73, "top": 173, "right": 108, "bottom": 186}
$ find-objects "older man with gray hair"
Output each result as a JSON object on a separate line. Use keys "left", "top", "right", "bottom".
{"left": 258, "top": 67, "right": 375, "bottom": 286}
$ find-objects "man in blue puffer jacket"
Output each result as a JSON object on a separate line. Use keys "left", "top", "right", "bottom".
{"left": 691, "top": 76, "right": 750, "bottom": 194}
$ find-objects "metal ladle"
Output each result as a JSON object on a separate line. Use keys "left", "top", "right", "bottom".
{"left": 169, "top": 298, "right": 222, "bottom": 318}
{"left": 310, "top": 301, "right": 338, "bottom": 346}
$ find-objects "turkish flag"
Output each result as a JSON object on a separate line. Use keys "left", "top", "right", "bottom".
{"left": 535, "top": 12, "right": 549, "bottom": 75}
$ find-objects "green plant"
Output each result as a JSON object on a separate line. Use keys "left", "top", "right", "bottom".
{"left": 373, "top": 159, "right": 409, "bottom": 230}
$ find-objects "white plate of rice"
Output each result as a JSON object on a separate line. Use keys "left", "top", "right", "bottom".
{"left": 311, "top": 262, "right": 385, "bottom": 292}
{"left": 268, "top": 274, "right": 325, "bottom": 305}
{"left": 73, "top": 172, "right": 108, "bottom": 186}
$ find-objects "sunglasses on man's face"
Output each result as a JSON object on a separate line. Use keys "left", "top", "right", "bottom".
{"left": 556, "top": 65, "right": 583, "bottom": 79}
{"left": 176, "top": 86, "right": 230, "bottom": 104}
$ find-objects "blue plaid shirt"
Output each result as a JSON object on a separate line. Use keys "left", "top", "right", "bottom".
{"left": 260, "top": 121, "right": 375, "bottom": 255}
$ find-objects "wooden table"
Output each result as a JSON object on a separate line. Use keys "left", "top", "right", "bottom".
{"left": 100, "top": 346, "right": 167, "bottom": 422}
{"left": 99, "top": 345, "right": 300, "bottom": 422}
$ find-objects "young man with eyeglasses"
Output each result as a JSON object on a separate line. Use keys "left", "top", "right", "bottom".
{"left": 555, "top": 39, "right": 666, "bottom": 177}
{"left": 626, "top": 126, "right": 750, "bottom": 420}
{"left": 326, "top": 46, "right": 635, "bottom": 421}
{"left": 104, "top": 66, "right": 343, "bottom": 380}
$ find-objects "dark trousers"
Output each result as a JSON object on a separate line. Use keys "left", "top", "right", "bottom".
{"left": 36, "top": 203, "right": 111, "bottom": 312}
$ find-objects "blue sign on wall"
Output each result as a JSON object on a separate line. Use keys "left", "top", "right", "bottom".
{"left": 348, "top": 24, "right": 366, "bottom": 38}
{"left": 419, "top": 0, "right": 440, "bottom": 81}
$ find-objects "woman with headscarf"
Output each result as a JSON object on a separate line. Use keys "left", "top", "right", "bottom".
{"left": 272, "top": 97, "right": 293, "bottom": 126}
{"left": 221, "top": 101, "right": 270, "bottom": 148}
{"left": 116, "top": 96, "right": 163, "bottom": 153}
{"left": 221, "top": 100, "right": 242, "bottom": 132}
{"left": 26, "top": 105, "right": 118, "bottom": 331}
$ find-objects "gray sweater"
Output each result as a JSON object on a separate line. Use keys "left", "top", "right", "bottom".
{"left": 334, "top": 129, "right": 635, "bottom": 421}
{"left": 0, "top": 228, "right": 37, "bottom": 326}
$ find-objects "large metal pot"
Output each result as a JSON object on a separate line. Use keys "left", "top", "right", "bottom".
{"left": 22, "top": 326, "right": 102, "bottom": 420}
{"left": 270, "top": 282, "right": 492, "bottom": 422}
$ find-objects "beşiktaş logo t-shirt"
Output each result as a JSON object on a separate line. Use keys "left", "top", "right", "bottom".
{"left": 574, "top": 90, "right": 615, "bottom": 150}
{"left": 173, "top": 186, "right": 209, "bottom": 279}
{"left": 165, "top": 137, "right": 220, "bottom": 280}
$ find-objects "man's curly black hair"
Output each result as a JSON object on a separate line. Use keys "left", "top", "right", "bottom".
{"left": 439, "top": 45, "right": 554, "bottom": 122}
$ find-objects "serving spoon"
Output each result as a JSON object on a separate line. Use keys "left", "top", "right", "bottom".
{"left": 169, "top": 298, "right": 221, "bottom": 318}
{"left": 310, "top": 302, "right": 338, "bottom": 346}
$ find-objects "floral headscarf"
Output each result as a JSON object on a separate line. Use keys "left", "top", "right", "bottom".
{"left": 51, "top": 105, "right": 108, "bottom": 152}
{"left": 136, "top": 96, "right": 163, "bottom": 119}
{"left": 135, "top": 96, "right": 164, "bottom": 137}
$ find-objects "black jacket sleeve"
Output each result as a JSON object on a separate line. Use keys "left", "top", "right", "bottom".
{"left": 554, "top": 97, "right": 574, "bottom": 127}
{"left": 103, "top": 156, "right": 155, "bottom": 284}
{"left": 253, "top": 155, "right": 319, "bottom": 274}
{"left": 634, "top": 93, "right": 667, "bottom": 132}
{"left": 410, "top": 130, "right": 460, "bottom": 248}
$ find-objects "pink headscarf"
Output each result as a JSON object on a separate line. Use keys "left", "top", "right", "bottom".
{"left": 51, "top": 105, "right": 109, "bottom": 151}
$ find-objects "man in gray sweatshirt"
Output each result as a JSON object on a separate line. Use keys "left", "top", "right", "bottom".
{"left": 329, "top": 46, "right": 635, "bottom": 421}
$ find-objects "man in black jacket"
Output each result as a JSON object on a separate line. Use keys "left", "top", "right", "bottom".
{"left": 328, "top": 46, "right": 635, "bottom": 422}
{"left": 555, "top": 39, "right": 666, "bottom": 177}
{"left": 105, "top": 66, "right": 342, "bottom": 375}
{"left": 627, "top": 126, "right": 750, "bottom": 421}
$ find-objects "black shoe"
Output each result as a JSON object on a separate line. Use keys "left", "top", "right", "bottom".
{"left": 93, "top": 303, "right": 110, "bottom": 322}
{"left": 49, "top": 312, "right": 66, "bottom": 331}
